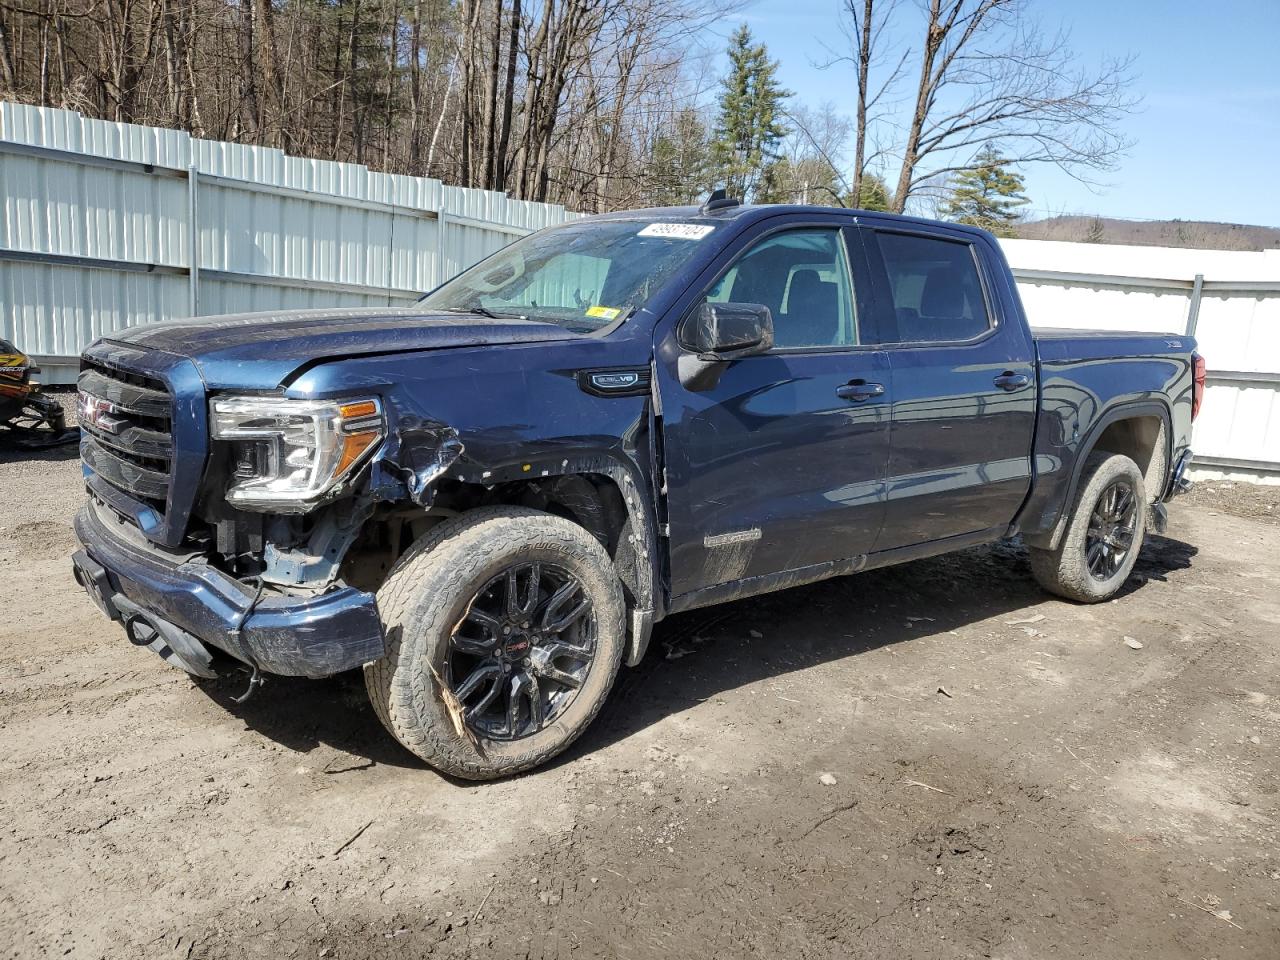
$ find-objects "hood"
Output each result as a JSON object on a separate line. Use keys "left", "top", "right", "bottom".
{"left": 109, "top": 308, "right": 582, "bottom": 389}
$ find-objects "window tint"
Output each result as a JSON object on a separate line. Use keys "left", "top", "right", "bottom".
{"left": 875, "top": 233, "right": 990, "bottom": 343}
{"left": 704, "top": 229, "right": 856, "bottom": 348}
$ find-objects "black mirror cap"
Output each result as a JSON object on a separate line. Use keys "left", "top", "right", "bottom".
{"left": 690, "top": 302, "right": 774, "bottom": 361}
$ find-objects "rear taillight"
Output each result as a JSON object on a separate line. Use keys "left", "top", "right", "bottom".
{"left": 1191, "top": 353, "right": 1206, "bottom": 421}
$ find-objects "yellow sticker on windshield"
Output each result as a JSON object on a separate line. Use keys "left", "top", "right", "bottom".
{"left": 585, "top": 305, "right": 622, "bottom": 321}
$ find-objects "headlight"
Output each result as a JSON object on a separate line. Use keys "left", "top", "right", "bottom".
{"left": 210, "top": 396, "right": 384, "bottom": 512}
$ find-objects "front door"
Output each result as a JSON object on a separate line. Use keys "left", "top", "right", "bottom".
{"left": 858, "top": 225, "right": 1038, "bottom": 549}
{"left": 656, "top": 221, "right": 893, "bottom": 599}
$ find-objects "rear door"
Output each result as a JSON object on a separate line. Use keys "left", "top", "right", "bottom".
{"left": 655, "top": 217, "right": 892, "bottom": 599}
{"left": 859, "top": 224, "right": 1037, "bottom": 549}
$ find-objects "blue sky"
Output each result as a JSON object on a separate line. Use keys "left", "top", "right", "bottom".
{"left": 716, "top": 0, "right": 1280, "bottom": 226}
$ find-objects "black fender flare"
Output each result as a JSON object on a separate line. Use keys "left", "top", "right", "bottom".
{"left": 1040, "top": 398, "right": 1173, "bottom": 551}
{"left": 450, "top": 451, "right": 660, "bottom": 667}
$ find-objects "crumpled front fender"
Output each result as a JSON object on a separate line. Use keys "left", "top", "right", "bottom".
{"left": 366, "top": 394, "right": 465, "bottom": 507}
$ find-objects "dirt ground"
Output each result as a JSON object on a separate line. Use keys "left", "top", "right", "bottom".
{"left": 1, "top": 424, "right": 1278, "bottom": 959}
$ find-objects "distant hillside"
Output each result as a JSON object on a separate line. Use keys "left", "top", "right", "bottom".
{"left": 1014, "top": 216, "right": 1280, "bottom": 251}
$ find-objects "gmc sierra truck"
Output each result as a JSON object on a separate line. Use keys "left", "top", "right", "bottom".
{"left": 71, "top": 197, "right": 1203, "bottom": 779}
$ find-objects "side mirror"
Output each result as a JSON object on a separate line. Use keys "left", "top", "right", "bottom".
{"left": 687, "top": 302, "right": 774, "bottom": 361}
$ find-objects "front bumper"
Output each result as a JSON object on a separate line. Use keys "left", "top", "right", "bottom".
{"left": 72, "top": 502, "right": 385, "bottom": 678}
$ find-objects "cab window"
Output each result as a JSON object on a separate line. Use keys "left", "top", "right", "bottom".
{"left": 704, "top": 229, "right": 857, "bottom": 348}
{"left": 873, "top": 232, "right": 991, "bottom": 343}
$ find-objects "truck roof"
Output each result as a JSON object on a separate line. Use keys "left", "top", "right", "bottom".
{"left": 585, "top": 202, "right": 996, "bottom": 241}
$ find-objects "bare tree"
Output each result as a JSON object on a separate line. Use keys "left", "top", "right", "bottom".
{"left": 494, "top": 0, "right": 519, "bottom": 188}
{"left": 890, "top": 0, "right": 1136, "bottom": 213}
{"left": 0, "top": 0, "right": 729, "bottom": 210}
{"left": 826, "top": 0, "right": 905, "bottom": 205}
{"left": 764, "top": 103, "right": 853, "bottom": 205}
{"left": 0, "top": 7, "right": 20, "bottom": 100}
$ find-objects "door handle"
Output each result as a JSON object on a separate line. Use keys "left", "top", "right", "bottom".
{"left": 993, "top": 371, "right": 1031, "bottom": 391}
{"left": 836, "top": 380, "right": 885, "bottom": 402}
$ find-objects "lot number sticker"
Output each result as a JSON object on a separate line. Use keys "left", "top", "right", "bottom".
{"left": 637, "top": 223, "right": 715, "bottom": 240}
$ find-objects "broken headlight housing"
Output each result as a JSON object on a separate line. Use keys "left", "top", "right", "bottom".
{"left": 210, "top": 396, "right": 384, "bottom": 512}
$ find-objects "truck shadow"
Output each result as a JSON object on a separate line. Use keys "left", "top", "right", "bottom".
{"left": 204, "top": 534, "right": 1197, "bottom": 776}
{"left": 562, "top": 532, "right": 1199, "bottom": 767}
{"left": 0, "top": 435, "right": 81, "bottom": 466}
{"left": 195, "top": 667, "right": 422, "bottom": 770}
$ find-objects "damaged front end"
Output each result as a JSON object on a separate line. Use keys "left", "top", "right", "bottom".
{"left": 74, "top": 383, "right": 469, "bottom": 682}
{"left": 196, "top": 392, "right": 465, "bottom": 594}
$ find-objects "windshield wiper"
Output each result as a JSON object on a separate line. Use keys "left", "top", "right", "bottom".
{"left": 464, "top": 305, "right": 529, "bottom": 321}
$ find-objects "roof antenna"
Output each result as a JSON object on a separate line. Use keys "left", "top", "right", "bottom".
{"left": 701, "top": 188, "right": 741, "bottom": 213}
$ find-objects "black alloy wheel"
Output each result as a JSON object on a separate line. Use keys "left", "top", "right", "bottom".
{"left": 445, "top": 561, "right": 596, "bottom": 740}
{"left": 1085, "top": 479, "right": 1138, "bottom": 581}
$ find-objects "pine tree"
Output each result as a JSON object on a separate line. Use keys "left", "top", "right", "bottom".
{"left": 711, "top": 25, "right": 791, "bottom": 202}
{"left": 940, "top": 145, "right": 1030, "bottom": 236}
{"left": 647, "top": 109, "right": 711, "bottom": 206}
{"left": 847, "top": 172, "right": 893, "bottom": 212}
{"left": 1084, "top": 216, "right": 1105, "bottom": 243}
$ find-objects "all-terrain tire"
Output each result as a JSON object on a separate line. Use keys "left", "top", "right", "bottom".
{"left": 364, "top": 506, "right": 625, "bottom": 779}
{"left": 1028, "top": 452, "right": 1148, "bottom": 603}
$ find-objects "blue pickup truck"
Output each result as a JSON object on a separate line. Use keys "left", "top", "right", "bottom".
{"left": 71, "top": 197, "right": 1203, "bottom": 778}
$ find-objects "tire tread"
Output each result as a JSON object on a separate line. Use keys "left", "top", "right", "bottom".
{"left": 364, "top": 506, "right": 623, "bottom": 779}
{"left": 1028, "top": 452, "right": 1148, "bottom": 603}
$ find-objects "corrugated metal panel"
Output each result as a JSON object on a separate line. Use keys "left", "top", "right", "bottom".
{"left": 1194, "top": 291, "right": 1280, "bottom": 374}
{"left": 1001, "top": 238, "right": 1280, "bottom": 482}
{"left": 1012, "top": 282, "right": 1190, "bottom": 335}
{"left": 199, "top": 277, "right": 379, "bottom": 317}
{"left": 1194, "top": 382, "right": 1280, "bottom": 464}
{"left": 0, "top": 104, "right": 578, "bottom": 376}
{"left": 3, "top": 105, "right": 1275, "bottom": 480}
{"left": 0, "top": 259, "right": 186, "bottom": 355}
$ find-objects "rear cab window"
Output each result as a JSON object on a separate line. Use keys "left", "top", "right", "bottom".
{"left": 870, "top": 231, "right": 992, "bottom": 344}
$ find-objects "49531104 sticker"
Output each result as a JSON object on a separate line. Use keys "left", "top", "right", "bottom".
{"left": 637, "top": 223, "right": 715, "bottom": 241}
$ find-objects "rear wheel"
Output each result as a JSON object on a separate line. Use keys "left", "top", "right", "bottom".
{"left": 1029, "top": 452, "right": 1148, "bottom": 603}
{"left": 365, "top": 506, "right": 625, "bottom": 779}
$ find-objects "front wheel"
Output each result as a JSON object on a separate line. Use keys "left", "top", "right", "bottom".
{"left": 365, "top": 506, "right": 625, "bottom": 779}
{"left": 1028, "top": 452, "right": 1148, "bottom": 603}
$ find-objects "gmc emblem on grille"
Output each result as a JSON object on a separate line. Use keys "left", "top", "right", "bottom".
{"left": 78, "top": 392, "right": 124, "bottom": 434}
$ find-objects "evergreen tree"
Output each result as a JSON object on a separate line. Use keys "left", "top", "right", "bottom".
{"left": 940, "top": 145, "right": 1030, "bottom": 236}
{"left": 711, "top": 25, "right": 791, "bottom": 202}
{"left": 1084, "top": 216, "right": 1105, "bottom": 243}
{"left": 847, "top": 172, "right": 893, "bottom": 212}
{"left": 647, "top": 109, "right": 711, "bottom": 206}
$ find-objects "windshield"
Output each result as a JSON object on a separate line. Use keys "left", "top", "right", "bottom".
{"left": 421, "top": 218, "right": 722, "bottom": 332}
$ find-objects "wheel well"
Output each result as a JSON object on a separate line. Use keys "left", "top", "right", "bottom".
{"left": 1089, "top": 415, "right": 1168, "bottom": 499}
{"left": 496, "top": 473, "right": 630, "bottom": 555}
{"left": 342, "top": 473, "right": 639, "bottom": 601}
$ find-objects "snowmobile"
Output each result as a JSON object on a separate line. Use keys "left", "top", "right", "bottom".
{"left": 0, "top": 338, "right": 78, "bottom": 448}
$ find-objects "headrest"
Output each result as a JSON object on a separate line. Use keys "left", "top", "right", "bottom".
{"left": 789, "top": 269, "right": 824, "bottom": 300}
{"left": 920, "top": 267, "right": 968, "bottom": 318}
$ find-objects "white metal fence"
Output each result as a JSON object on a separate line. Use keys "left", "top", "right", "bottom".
{"left": 0, "top": 103, "right": 577, "bottom": 381}
{"left": 2, "top": 105, "right": 1277, "bottom": 481}
{"left": 1000, "top": 239, "right": 1280, "bottom": 483}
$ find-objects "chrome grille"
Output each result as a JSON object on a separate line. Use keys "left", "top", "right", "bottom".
{"left": 78, "top": 361, "right": 174, "bottom": 512}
